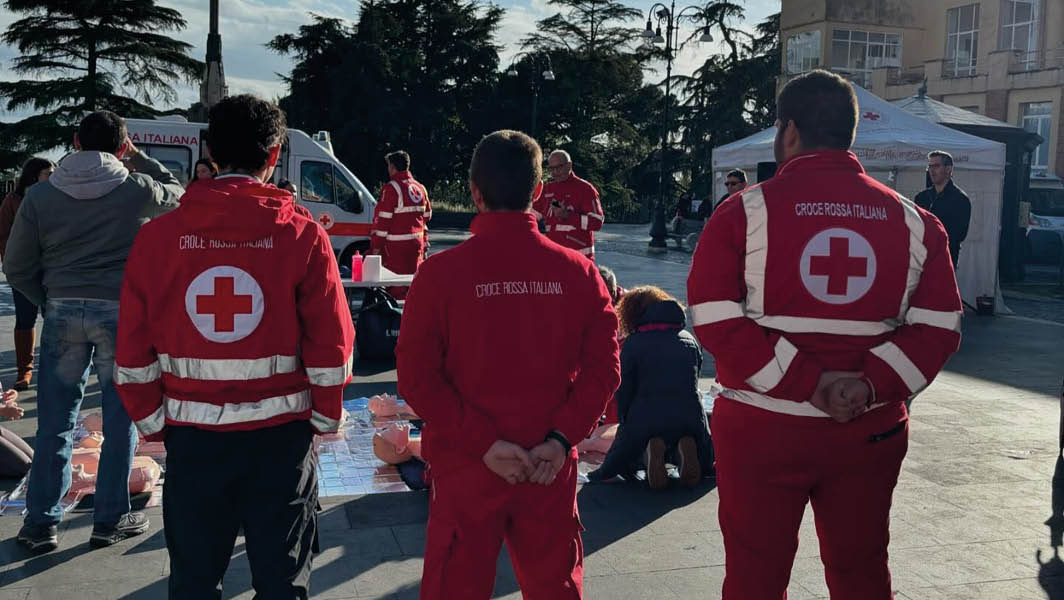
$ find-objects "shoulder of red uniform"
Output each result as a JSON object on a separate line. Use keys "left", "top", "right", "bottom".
{"left": 572, "top": 175, "right": 598, "bottom": 192}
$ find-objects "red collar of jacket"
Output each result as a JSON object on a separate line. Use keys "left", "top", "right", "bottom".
{"left": 390, "top": 170, "right": 413, "bottom": 182}
{"left": 775, "top": 151, "right": 865, "bottom": 178}
{"left": 179, "top": 177, "right": 297, "bottom": 242}
{"left": 469, "top": 211, "right": 539, "bottom": 236}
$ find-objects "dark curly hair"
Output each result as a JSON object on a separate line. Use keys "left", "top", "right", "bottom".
{"left": 207, "top": 94, "right": 287, "bottom": 172}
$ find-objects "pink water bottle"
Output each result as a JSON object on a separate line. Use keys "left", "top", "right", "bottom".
{"left": 351, "top": 251, "right": 363, "bottom": 281}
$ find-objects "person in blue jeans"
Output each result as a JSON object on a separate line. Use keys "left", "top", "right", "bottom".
{"left": 2, "top": 111, "right": 182, "bottom": 552}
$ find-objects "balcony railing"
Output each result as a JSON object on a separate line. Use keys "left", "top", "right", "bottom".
{"left": 887, "top": 65, "right": 925, "bottom": 85}
{"left": 1009, "top": 48, "right": 1064, "bottom": 73}
{"left": 829, "top": 68, "right": 872, "bottom": 88}
{"left": 942, "top": 59, "right": 984, "bottom": 79}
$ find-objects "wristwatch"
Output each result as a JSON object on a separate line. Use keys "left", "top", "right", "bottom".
{"left": 545, "top": 430, "right": 572, "bottom": 453}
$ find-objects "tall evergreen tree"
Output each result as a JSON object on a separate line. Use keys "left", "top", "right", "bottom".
{"left": 270, "top": 1, "right": 503, "bottom": 192}
{"left": 676, "top": 10, "right": 781, "bottom": 200}
{"left": 521, "top": 0, "right": 660, "bottom": 222}
{"left": 0, "top": 0, "right": 203, "bottom": 169}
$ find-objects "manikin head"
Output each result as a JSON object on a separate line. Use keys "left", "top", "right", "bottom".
{"left": 468, "top": 130, "right": 544, "bottom": 214}
{"left": 773, "top": 70, "right": 858, "bottom": 165}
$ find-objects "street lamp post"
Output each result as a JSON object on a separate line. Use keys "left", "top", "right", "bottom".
{"left": 643, "top": 2, "right": 712, "bottom": 252}
{"left": 507, "top": 52, "right": 556, "bottom": 137}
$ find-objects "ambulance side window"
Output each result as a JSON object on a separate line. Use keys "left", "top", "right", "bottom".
{"left": 300, "top": 161, "right": 334, "bottom": 204}
{"left": 335, "top": 170, "right": 364, "bottom": 214}
{"left": 142, "top": 145, "right": 192, "bottom": 187}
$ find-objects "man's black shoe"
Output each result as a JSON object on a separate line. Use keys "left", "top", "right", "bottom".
{"left": 89, "top": 512, "right": 149, "bottom": 548}
{"left": 17, "top": 523, "right": 59, "bottom": 553}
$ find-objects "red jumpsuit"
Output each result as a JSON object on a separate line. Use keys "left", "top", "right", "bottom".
{"left": 532, "top": 174, "right": 603, "bottom": 259}
{"left": 687, "top": 151, "right": 962, "bottom": 599}
{"left": 396, "top": 212, "right": 620, "bottom": 600}
{"left": 371, "top": 170, "right": 431, "bottom": 298}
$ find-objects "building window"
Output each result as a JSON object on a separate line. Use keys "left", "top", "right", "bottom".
{"left": 946, "top": 4, "right": 980, "bottom": 77}
{"left": 786, "top": 30, "right": 821, "bottom": 75}
{"left": 1021, "top": 102, "right": 1053, "bottom": 172}
{"left": 831, "top": 29, "right": 902, "bottom": 87}
{"left": 1001, "top": 0, "right": 1040, "bottom": 70}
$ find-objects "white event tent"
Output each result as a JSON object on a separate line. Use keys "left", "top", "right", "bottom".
{"left": 711, "top": 84, "right": 1009, "bottom": 313}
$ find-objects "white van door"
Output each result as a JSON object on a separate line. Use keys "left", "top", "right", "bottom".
{"left": 292, "top": 156, "right": 375, "bottom": 260}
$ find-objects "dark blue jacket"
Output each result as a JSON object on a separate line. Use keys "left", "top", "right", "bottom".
{"left": 589, "top": 300, "right": 713, "bottom": 481}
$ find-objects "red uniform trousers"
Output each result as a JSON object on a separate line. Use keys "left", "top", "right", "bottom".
{"left": 420, "top": 456, "right": 584, "bottom": 600}
{"left": 382, "top": 237, "right": 425, "bottom": 300}
{"left": 711, "top": 397, "right": 908, "bottom": 600}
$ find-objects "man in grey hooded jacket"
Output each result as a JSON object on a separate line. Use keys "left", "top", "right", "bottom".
{"left": 4, "top": 110, "right": 182, "bottom": 552}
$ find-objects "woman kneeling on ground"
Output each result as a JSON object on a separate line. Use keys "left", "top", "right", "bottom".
{"left": 587, "top": 286, "right": 713, "bottom": 489}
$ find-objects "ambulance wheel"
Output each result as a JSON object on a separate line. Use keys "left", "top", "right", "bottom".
{"left": 339, "top": 242, "right": 370, "bottom": 270}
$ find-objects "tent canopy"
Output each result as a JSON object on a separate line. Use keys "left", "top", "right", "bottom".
{"left": 711, "top": 84, "right": 1008, "bottom": 313}
{"left": 714, "top": 85, "right": 1006, "bottom": 171}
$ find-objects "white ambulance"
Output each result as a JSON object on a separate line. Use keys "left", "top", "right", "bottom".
{"left": 125, "top": 116, "right": 377, "bottom": 265}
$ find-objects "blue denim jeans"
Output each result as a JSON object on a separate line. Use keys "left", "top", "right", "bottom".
{"left": 25, "top": 299, "right": 137, "bottom": 527}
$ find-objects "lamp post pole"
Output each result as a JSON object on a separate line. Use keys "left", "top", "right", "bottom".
{"left": 644, "top": 2, "right": 710, "bottom": 253}
{"left": 508, "top": 52, "right": 555, "bottom": 138}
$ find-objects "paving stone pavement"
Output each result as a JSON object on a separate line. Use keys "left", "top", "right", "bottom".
{"left": 1, "top": 225, "right": 1063, "bottom": 598}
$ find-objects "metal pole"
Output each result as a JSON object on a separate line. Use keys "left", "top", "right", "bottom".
{"left": 648, "top": 2, "right": 675, "bottom": 251}
{"left": 531, "top": 74, "right": 539, "bottom": 137}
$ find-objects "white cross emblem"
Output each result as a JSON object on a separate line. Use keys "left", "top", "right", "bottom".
{"left": 184, "top": 266, "right": 265, "bottom": 343}
{"left": 799, "top": 228, "right": 877, "bottom": 305}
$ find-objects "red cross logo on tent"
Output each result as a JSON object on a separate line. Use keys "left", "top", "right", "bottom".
{"left": 318, "top": 213, "right": 334, "bottom": 230}
{"left": 185, "top": 266, "right": 265, "bottom": 343}
{"left": 799, "top": 228, "right": 877, "bottom": 305}
{"left": 863, "top": 111, "right": 881, "bottom": 121}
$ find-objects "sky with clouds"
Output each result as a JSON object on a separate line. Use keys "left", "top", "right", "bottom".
{"left": 0, "top": 0, "right": 780, "bottom": 124}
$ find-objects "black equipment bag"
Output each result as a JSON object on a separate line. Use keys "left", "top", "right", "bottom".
{"left": 355, "top": 287, "right": 403, "bottom": 360}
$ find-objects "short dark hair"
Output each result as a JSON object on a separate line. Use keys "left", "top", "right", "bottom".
{"left": 15, "top": 157, "right": 55, "bottom": 197}
{"left": 207, "top": 94, "right": 287, "bottom": 172}
{"left": 777, "top": 70, "right": 858, "bottom": 151}
{"left": 726, "top": 169, "right": 747, "bottom": 183}
{"left": 78, "top": 111, "right": 126, "bottom": 154}
{"left": 469, "top": 130, "right": 542, "bottom": 211}
{"left": 928, "top": 151, "right": 953, "bottom": 167}
{"left": 386, "top": 151, "right": 410, "bottom": 172}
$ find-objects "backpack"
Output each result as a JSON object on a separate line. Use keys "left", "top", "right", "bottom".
{"left": 355, "top": 287, "right": 403, "bottom": 360}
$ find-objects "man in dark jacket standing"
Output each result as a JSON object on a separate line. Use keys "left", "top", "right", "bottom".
{"left": 915, "top": 151, "right": 971, "bottom": 268}
{"left": 5, "top": 111, "right": 182, "bottom": 553}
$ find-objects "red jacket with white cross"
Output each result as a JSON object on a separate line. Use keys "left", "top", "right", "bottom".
{"left": 114, "top": 176, "right": 354, "bottom": 440}
{"left": 687, "top": 151, "right": 962, "bottom": 414}
{"left": 370, "top": 170, "right": 431, "bottom": 253}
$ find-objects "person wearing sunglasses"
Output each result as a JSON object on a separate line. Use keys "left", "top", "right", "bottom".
{"left": 697, "top": 169, "right": 747, "bottom": 221}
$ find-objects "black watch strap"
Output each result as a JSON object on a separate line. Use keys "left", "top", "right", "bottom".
{"left": 545, "top": 430, "right": 572, "bottom": 453}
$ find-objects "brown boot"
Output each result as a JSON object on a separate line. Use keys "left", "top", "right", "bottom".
{"left": 13, "top": 328, "right": 35, "bottom": 391}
